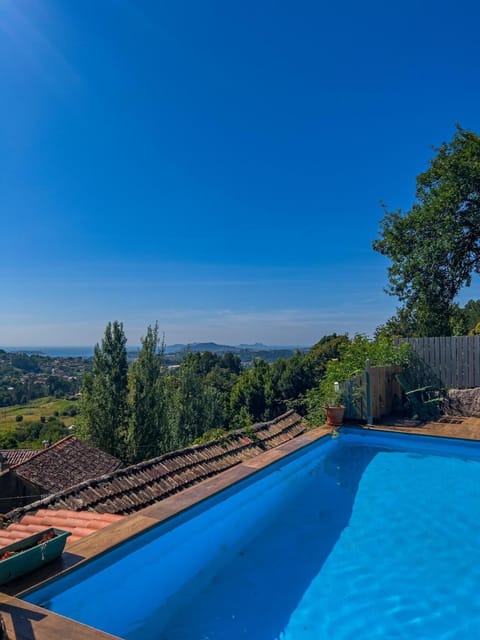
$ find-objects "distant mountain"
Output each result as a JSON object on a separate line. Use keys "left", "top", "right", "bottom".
{"left": 163, "top": 344, "right": 186, "bottom": 354}
{"left": 165, "top": 342, "right": 240, "bottom": 354}
{"left": 164, "top": 342, "right": 309, "bottom": 356}
{"left": 237, "top": 343, "right": 272, "bottom": 350}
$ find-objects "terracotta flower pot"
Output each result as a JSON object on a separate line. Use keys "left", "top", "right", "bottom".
{"left": 324, "top": 405, "right": 345, "bottom": 427}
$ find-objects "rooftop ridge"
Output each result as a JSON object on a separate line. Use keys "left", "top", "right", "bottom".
{"left": 8, "top": 436, "right": 121, "bottom": 495}
{"left": 4, "top": 410, "right": 304, "bottom": 523}
{"left": 10, "top": 435, "right": 76, "bottom": 471}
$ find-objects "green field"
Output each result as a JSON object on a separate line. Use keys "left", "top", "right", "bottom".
{"left": 0, "top": 397, "right": 80, "bottom": 433}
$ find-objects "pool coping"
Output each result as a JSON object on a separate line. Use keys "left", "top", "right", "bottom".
{"left": 0, "top": 425, "right": 331, "bottom": 640}
{"left": 2, "top": 419, "right": 479, "bottom": 639}
{"left": 350, "top": 423, "right": 480, "bottom": 443}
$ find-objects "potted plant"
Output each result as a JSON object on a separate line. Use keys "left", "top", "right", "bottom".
{"left": 323, "top": 381, "right": 345, "bottom": 427}
{"left": 0, "top": 528, "right": 71, "bottom": 585}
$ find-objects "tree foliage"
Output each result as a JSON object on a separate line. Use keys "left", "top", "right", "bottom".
{"left": 373, "top": 126, "right": 480, "bottom": 336}
{"left": 80, "top": 321, "right": 129, "bottom": 459}
{"left": 14, "top": 419, "right": 68, "bottom": 449}
{"left": 166, "top": 352, "right": 225, "bottom": 447}
{"left": 229, "top": 360, "right": 271, "bottom": 428}
{"left": 82, "top": 321, "right": 393, "bottom": 463}
{"left": 129, "top": 323, "right": 167, "bottom": 463}
{"left": 462, "top": 298, "right": 480, "bottom": 334}
{"left": 306, "top": 335, "right": 411, "bottom": 424}
{"left": 0, "top": 351, "right": 86, "bottom": 407}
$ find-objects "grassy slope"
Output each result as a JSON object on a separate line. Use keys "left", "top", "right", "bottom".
{"left": 0, "top": 397, "right": 79, "bottom": 433}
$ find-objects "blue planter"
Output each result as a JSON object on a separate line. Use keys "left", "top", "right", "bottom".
{"left": 0, "top": 528, "right": 71, "bottom": 585}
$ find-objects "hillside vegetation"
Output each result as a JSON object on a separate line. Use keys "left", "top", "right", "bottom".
{"left": 0, "top": 349, "right": 88, "bottom": 407}
{"left": 80, "top": 322, "right": 409, "bottom": 464}
{"left": 0, "top": 397, "right": 79, "bottom": 449}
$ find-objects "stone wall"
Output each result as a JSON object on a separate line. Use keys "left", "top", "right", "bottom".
{"left": 447, "top": 388, "right": 480, "bottom": 416}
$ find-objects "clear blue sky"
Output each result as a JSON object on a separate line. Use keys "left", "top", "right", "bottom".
{"left": 2, "top": 0, "right": 480, "bottom": 347}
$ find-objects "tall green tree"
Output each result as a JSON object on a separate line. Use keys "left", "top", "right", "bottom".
{"left": 80, "top": 321, "right": 129, "bottom": 459}
{"left": 307, "top": 334, "right": 350, "bottom": 379}
{"left": 373, "top": 126, "right": 480, "bottom": 336}
{"left": 129, "top": 323, "right": 168, "bottom": 463}
{"left": 166, "top": 353, "right": 224, "bottom": 448}
{"left": 462, "top": 298, "right": 480, "bottom": 333}
{"left": 229, "top": 359, "right": 274, "bottom": 426}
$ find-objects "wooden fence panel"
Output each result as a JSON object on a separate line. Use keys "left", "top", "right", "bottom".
{"left": 470, "top": 337, "right": 475, "bottom": 386}
{"left": 457, "top": 337, "right": 463, "bottom": 388}
{"left": 443, "top": 336, "right": 453, "bottom": 388}
{"left": 342, "top": 373, "right": 366, "bottom": 420}
{"left": 473, "top": 337, "right": 480, "bottom": 387}
{"left": 343, "top": 365, "right": 402, "bottom": 421}
{"left": 402, "top": 336, "right": 480, "bottom": 389}
{"left": 459, "top": 337, "right": 466, "bottom": 388}
{"left": 371, "top": 367, "right": 382, "bottom": 418}
{"left": 469, "top": 338, "right": 474, "bottom": 387}
{"left": 373, "top": 365, "right": 402, "bottom": 418}
{"left": 467, "top": 337, "right": 474, "bottom": 388}
{"left": 434, "top": 337, "right": 441, "bottom": 384}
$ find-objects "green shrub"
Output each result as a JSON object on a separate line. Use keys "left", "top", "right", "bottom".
{"left": 192, "top": 428, "right": 228, "bottom": 445}
{"left": 306, "top": 335, "right": 412, "bottom": 425}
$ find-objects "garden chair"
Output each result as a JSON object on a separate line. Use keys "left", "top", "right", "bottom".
{"left": 395, "top": 372, "right": 446, "bottom": 421}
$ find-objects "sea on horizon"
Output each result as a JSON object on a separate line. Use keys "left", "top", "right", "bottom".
{"left": 0, "top": 346, "right": 96, "bottom": 358}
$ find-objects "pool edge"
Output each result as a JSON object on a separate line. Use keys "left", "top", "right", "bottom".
{"left": 3, "top": 420, "right": 478, "bottom": 639}
{"left": 8, "top": 426, "right": 331, "bottom": 604}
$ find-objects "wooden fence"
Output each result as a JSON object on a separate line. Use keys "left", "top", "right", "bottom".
{"left": 343, "top": 365, "right": 402, "bottom": 421}
{"left": 401, "top": 336, "right": 480, "bottom": 389}
{"left": 340, "top": 335, "right": 480, "bottom": 421}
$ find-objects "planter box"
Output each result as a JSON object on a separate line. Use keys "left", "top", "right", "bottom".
{"left": 0, "top": 528, "right": 71, "bottom": 585}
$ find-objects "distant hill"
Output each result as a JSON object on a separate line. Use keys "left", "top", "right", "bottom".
{"left": 0, "top": 350, "right": 89, "bottom": 407}
{"left": 164, "top": 342, "right": 239, "bottom": 354}
{"left": 164, "top": 342, "right": 304, "bottom": 355}
{"left": 162, "top": 342, "right": 309, "bottom": 366}
{"left": 237, "top": 342, "right": 271, "bottom": 350}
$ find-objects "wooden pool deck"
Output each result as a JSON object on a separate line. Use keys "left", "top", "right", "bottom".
{"left": 1, "top": 415, "right": 479, "bottom": 639}
{"left": 367, "top": 414, "right": 480, "bottom": 440}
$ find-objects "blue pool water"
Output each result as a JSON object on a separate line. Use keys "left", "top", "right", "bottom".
{"left": 25, "top": 429, "right": 480, "bottom": 639}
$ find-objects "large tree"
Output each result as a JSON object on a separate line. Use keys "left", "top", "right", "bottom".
{"left": 129, "top": 323, "right": 168, "bottom": 462}
{"left": 229, "top": 358, "right": 275, "bottom": 426}
{"left": 80, "top": 321, "right": 129, "bottom": 459}
{"left": 373, "top": 126, "right": 480, "bottom": 336}
{"left": 166, "top": 353, "right": 224, "bottom": 448}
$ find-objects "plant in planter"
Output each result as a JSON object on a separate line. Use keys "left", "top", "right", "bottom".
{"left": 0, "top": 528, "right": 71, "bottom": 585}
{"left": 305, "top": 379, "right": 345, "bottom": 428}
{"left": 323, "top": 381, "right": 345, "bottom": 427}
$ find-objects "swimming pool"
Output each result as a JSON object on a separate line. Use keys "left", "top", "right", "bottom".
{"left": 25, "top": 428, "right": 480, "bottom": 639}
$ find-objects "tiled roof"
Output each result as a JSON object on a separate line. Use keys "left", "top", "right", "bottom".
{"left": 11, "top": 436, "right": 122, "bottom": 493}
{"left": 0, "top": 449, "right": 37, "bottom": 467}
{"left": 5, "top": 410, "right": 304, "bottom": 523}
{"left": 0, "top": 509, "right": 124, "bottom": 547}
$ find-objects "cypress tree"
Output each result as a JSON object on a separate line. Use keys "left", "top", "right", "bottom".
{"left": 80, "top": 321, "right": 129, "bottom": 459}
{"left": 129, "top": 323, "right": 169, "bottom": 462}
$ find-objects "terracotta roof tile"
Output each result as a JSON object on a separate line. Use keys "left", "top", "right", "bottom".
{"left": 12, "top": 436, "right": 122, "bottom": 493}
{"left": 0, "top": 509, "right": 124, "bottom": 548}
{"left": 4, "top": 411, "right": 305, "bottom": 523}
{"left": 0, "top": 449, "right": 37, "bottom": 467}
